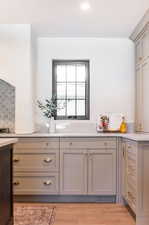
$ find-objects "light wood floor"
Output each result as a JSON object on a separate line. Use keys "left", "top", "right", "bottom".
{"left": 16, "top": 203, "right": 135, "bottom": 225}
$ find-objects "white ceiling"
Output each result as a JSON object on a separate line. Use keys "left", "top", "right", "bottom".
{"left": 0, "top": 0, "right": 148, "bottom": 37}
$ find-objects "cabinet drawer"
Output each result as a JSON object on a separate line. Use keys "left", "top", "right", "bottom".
{"left": 126, "top": 141, "right": 137, "bottom": 166}
{"left": 60, "top": 138, "right": 117, "bottom": 149}
{"left": 13, "top": 152, "right": 59, "bottom": 172}
{"left": 13, "top": 173, "right": 59, "bottom": 195}
{"left": 127, "top": 174, "right": 136, "bottom": 189}
{"left": 126, "top": 141, "right": 137, "bottom": 154}
{"left": 127, "top": 178, "right": 137, "bottom": 195}
{"left": 127, "top": 153, "right": 136, "bottom": 163}
{"left": 14, "top": 138, "right": 59, "bottom": 153}
{"left": 127, "top": 164, "right": 136, "bottom": 177}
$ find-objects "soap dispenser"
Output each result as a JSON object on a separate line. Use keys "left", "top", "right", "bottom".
{"left": 120, "top": 117, "right": 127, "bottom": 133}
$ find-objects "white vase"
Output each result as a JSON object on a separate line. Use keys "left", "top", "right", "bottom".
{"left": 49, "top": 117, "right": 56, "bottom": 133}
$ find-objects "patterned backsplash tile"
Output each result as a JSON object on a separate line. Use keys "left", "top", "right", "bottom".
{"left": 0, "top": 79, "right": 15, "bottom": 132}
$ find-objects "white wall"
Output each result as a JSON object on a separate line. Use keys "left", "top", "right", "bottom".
{"left": 36, "top": 38, "right": 135, "bottom": 127}
{"left": 0, "top": 24, "right": 35, "bottom": 133}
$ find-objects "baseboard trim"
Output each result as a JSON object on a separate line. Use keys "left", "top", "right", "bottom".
{"left": 14, "top": 195, "right": 116, "bottom": 203}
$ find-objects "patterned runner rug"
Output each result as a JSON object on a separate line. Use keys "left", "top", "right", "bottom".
{"left": 14, "top": 204, "right": 56, "bottom": 225}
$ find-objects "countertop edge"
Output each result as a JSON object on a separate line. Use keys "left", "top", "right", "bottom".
{"left": 0, "top": 138, "right": 18, "bottom": 148}
{"left": 1, "top": 133, "right": 149, "bottom": 141}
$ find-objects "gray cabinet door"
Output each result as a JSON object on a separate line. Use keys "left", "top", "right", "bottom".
{"left": 136, "top": 65, "right": 143, "bottom": 132}
{"left": 136, "top": 59, "right": 149, "bottom": 132}
{"left": 142, "top": 60, "right": 149, "bottom": 132}
{"left": 142, "top": 30, "right": 149, "bottom": 61}
{"left": 135, "top": 30, "right": 149, "bottom": 66}
{"left": 88, "top": 149, "right": 116, "bottom": 195}
{"left": 121, "top": 142, "right": 127, "bottom": 199}
{"left": 135, "top": 27, "right": 149, "bottom": 133}
{"left": 136, "top": 39, "right": 143, "bottom": 65}
{"left": 60, "top": 149, "right": 87, "bottom": 195}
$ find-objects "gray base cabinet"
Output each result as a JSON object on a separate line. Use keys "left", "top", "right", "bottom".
{"left": 88, "top": 149, "right": 116, "bottom": 195}
{"left": 13, "top": 138, "right": 60, "bottom": 195}
{"left": 14, "top": 172, "right": 59, "bottom": 195}
{"left": 121, "top": 138, "right": 149, "bottom": 225}
{"left": 60, "top": 149, "right": 87, "bottom": 195}
{"left": 60, "top": 138, "right": 117, "bottom": 196}
{"left": 121, "top": 139, "right": 137, "bottom": 213}
{"left": 13, "top": 137, "right": 117, "bottom": 198}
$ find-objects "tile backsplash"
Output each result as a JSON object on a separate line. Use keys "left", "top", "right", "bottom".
{"left": 0, "top": 79, "right": 15, "bottom": 132}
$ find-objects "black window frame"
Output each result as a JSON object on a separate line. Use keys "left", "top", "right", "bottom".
{"left": 52, "top": 59, "right": 90, "bottom": 120}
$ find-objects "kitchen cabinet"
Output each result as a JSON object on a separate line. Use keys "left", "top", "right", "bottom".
{"left": 0, "top": 145, "right": 13, "bottom": 225}
{"left": 135, "top": 59, "right": 149, "bottom": 132}
{"left": 14, "top": 137, "right": 117, "bottom": 198}
{"left": 142, "top": 30, "right": 149, "bottom": 61}
{"left": 121, "top": 137, "right": 149, "bottom": 225}
{"left": 60, "top": 149, "right": 87, "bottom": 195}
{"left": 13, "top": 172, "right": 59, "bottom": 195}
{"left": 135, "top": 65, "right": 143, "bottom": 131}
{"left": 13, "top": 151, "right": 59, "bottom": 172}
{"left": 142, "top": 61, "right": 149, "bottom": 132}
{"left": 136, "top": 39, "right": 143, "bottom": 65}
{"left": 131, "top": 21, "right": 149, "bottom": 132}
{"left": 60, "top": 138, "right": 117, "bottom": 195}
{"left": 88, "top": 149, "right": 116, "bottom": 195}
{"left": 13, "top": 138, "right": 60, "bottom": 195}
{"left": 121, "top": 139, "right": 137, "bottom": 213}
{"left": 121, "top": 141, "right": 127, "bottom": 199}
{"left": 135, "top": 30, "right": 149, "bottom": 66}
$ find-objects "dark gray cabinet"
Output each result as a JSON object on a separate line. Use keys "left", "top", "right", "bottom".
{"left": 0, "top": 145, "right": 13, "bottom": 225}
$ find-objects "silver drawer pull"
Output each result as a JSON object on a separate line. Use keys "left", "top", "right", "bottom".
{"left": 44, "top": 180, "right": 52, "bottom": 186}
{"left": 44, "top": 158, "right": 52, "bottom": 163}
{"left": 13, "top": 181, "right": 20, "bottom": 186}
{"left": 69, "top": 142, "right": 73, "bottom": 146}
{"left": 13, "top": 158, "right": 20, "bottom": 163}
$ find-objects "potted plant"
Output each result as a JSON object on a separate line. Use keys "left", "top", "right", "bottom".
{"left": 37, "top": 96, "right": 63, "bottom": 133}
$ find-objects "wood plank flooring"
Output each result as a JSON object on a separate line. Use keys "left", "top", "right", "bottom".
{"left": 15, "top": 203, "right": 135, "bottom": 225}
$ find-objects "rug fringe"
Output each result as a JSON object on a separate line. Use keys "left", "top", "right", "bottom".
{"left": 49, "top": 207, "right": 56, "bottom": 225}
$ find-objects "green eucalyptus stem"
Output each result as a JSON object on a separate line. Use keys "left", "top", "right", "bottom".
{"left": 37, "top": 96, "right": 64, "bottom": 119}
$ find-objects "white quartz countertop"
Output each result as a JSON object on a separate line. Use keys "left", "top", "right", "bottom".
{"left": 1, "top": 132, "right": 149, "bottom": 141}
{"left": 121, "top": 133, "right": 149, "bottom": 141}
{"left": 0, "top": 138, "right": 18, "bottom": 148}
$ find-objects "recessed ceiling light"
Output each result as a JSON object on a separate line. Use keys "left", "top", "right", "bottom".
{"left": 80, "top": 2, "right": 91, "bottom": 11}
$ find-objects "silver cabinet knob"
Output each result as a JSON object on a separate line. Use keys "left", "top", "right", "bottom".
{"left": 44, "top": 158, "right": 52, "bottom": 163}
{"left": 13, "top": 158, "right": 20, "bottom": 163}
{"left": 13, "top": 181, "right": 20, "bottom": 186}
{"left": 44, "top": 180, "right": 52, "bottom": 186}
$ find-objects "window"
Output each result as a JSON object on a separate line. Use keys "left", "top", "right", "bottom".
{"left": 52, "top": 60, "right": 90, "bottom": 120}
